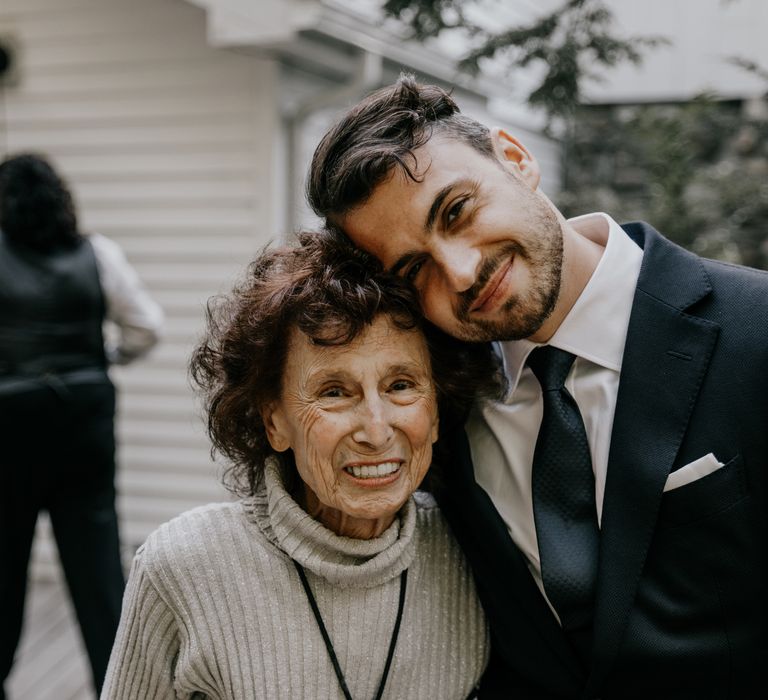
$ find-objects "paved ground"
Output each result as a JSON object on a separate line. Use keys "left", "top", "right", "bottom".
{"left": 6, "top": 571, "right": 95, "bottom": 700}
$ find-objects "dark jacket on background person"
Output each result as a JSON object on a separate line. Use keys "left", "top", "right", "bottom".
{"left": 0, "top": 229, "right": 107, "bottom": 380}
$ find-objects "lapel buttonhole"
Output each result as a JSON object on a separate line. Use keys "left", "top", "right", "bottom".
{"left": 666, "top": 350, "right": 693, "bottom": 361}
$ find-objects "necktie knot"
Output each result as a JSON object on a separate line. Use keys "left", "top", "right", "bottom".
{"left": 527, "top": 346, "right": 576, "bottom": 392}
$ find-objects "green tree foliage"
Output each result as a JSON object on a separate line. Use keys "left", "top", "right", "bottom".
{"left": 558, "top": 97, "right": 768, "bottom": 269}
{"left": 383, "top": 0, "right": 665, "bottom": 122}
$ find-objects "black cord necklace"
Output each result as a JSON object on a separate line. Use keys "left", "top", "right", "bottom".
{"left": 292, "top": 561, "right": 408, "bottom": 700}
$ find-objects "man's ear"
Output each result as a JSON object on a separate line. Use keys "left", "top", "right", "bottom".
{"left": 490, "top": 127, "right": 541, "bottom": 190}
{"left": 262, "top": 403, "right": 291, "bottom": 453}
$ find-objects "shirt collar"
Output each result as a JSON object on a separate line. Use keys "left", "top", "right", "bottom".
{"left": 497, "top": 213, "right": 643, "bottom": 397}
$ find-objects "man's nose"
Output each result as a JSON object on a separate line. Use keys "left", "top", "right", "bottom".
{"left": 352, "top": 396, "right": 395, "bottom": 448}
{"left": 434, "top": 240, "right": 479, "bottom": 293}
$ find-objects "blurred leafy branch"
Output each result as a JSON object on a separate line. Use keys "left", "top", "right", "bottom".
{"left": 726, "top": 56, "right": 768, "bottom": 88}
{"left": 382, "top": 0, "right": 667, "bottom": 123}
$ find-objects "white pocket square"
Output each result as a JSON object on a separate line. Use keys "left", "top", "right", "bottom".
{"left": 664, "top": 453, "right": 724, "bottom": 492}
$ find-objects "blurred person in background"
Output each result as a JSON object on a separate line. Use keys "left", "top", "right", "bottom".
{"left": 0, "top": 153, "right": 163, "bottom": 699}
{"left": 101, "top": 231, "right": 492, "bottom": 699}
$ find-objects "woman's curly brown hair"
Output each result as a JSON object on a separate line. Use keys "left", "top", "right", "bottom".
{"left": 190, "top": 229, "right": 501, "bottom": 498}
{"left": 0, "top": 153, "right": 81, "bottom": 253}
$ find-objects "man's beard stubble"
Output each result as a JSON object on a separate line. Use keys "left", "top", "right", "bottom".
{"left": 454, "top": 211, "right": 564, "bottom": 343}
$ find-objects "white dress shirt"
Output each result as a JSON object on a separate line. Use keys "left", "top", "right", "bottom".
{"left": 467, "top": 213, "right": 643, "bottom": 613}
{"left": 89, "top": 233, "right": 164, "bottom": 365}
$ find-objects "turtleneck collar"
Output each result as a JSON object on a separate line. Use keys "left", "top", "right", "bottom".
{"left": 244, "top": 457, "right": 417, "bottom": 589}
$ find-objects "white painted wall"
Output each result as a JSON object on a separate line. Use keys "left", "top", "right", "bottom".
{"left": 0, "top": 0, "right": 280, "bottom": 574}
{"left": 587, "top": 0, "right": 768, "bottom": 102}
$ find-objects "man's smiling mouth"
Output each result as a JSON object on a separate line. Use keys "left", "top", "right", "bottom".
{"left": 469, "top": 256, "right": 515, "bottom": 314}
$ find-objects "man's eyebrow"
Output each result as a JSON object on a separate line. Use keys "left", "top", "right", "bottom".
{"left": 425, "top": 183, "right": 456, "bottom": 232}
{"left": 389, "top": 179, "right": 470, "bottom": 276}
{"left": 390, "top": 250, "right": 420, "bottom": 277}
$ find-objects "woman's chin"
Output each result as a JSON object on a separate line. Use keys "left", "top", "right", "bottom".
{"left": 329, "top": 494, "right": 407, "bottom": 539}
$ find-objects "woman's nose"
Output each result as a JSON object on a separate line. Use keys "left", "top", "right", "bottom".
{"left": 434, "top": 240, "right": 479, "bottom": 293}
{"left": 352, "top": 397, "right": 394, "bottom": 448}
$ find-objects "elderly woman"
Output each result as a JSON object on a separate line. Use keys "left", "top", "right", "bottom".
{"left": 102, "top": 232, "right": 499, "bottom": 699}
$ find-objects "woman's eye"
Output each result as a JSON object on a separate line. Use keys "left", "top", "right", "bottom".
{"left": 320, "top": 387, "right": 345, "bottom": 398}
{"left": 390, "top": 380, "right": 414, "bottom": 392}
{"left": 446, "top": 199, "right": 465, "bottom": 225}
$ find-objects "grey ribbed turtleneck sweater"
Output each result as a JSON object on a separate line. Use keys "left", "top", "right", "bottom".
{"left": 102, "top": 461, "right": 489, "bottom": 699}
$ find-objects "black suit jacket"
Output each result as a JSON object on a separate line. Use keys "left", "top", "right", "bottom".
{"left": 436, "top": 223, "right": 768, "bottom": 699}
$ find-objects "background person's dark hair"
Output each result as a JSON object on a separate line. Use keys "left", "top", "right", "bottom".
{"left": 0, "top": 153, "right": 81, "bottom": 253}
{"left": 307, "top": 73, "right": 495, "bottom": 221}
{"left": 190, "top": 229, "right": 500, "bottom": 499}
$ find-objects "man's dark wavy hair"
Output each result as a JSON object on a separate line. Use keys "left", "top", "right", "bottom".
{"left": 0, "top": 153, "right": 81, "bottom": 253}
{"left": 190, "top": 230, "right": 501, "bottom": 498}
{"left": 307, "top": 73, "right": 494, "bottom": 221}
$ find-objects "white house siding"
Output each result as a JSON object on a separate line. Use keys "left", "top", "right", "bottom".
{"left": 0, "top": 0, "right": 280, "bottom": 576}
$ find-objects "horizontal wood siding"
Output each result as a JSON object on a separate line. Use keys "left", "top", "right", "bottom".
{"left": 0, "top": 0, "right": 279, "bottom": 577}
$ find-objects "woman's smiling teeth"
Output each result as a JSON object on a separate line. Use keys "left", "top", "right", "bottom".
{"left": 345, "top": 462, "right": 401, "bottom": 479}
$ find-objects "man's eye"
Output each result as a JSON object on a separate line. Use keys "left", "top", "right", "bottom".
{"left": 446, "top": 199, "right": 465, "bottom": 225}
{"left": 404, "top": 260, "right": 424, "bottom": 283}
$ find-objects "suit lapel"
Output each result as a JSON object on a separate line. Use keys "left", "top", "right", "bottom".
{"left": 442, "top": 425, "right": 586, "bottom": 682}
{"left": 588, "top": 224, "right": 720, "bottom": 689}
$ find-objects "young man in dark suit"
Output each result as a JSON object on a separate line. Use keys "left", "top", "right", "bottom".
{"left": 306, "top": 76, "right": 768, "bottom": 699}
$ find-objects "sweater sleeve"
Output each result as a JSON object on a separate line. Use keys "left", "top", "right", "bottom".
{"left": 101, "top": 551, "right": 180, "bottom": 699}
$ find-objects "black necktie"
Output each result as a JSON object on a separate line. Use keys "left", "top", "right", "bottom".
{"left": 527, "top": 346, "right": 599, "bottom": 634}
